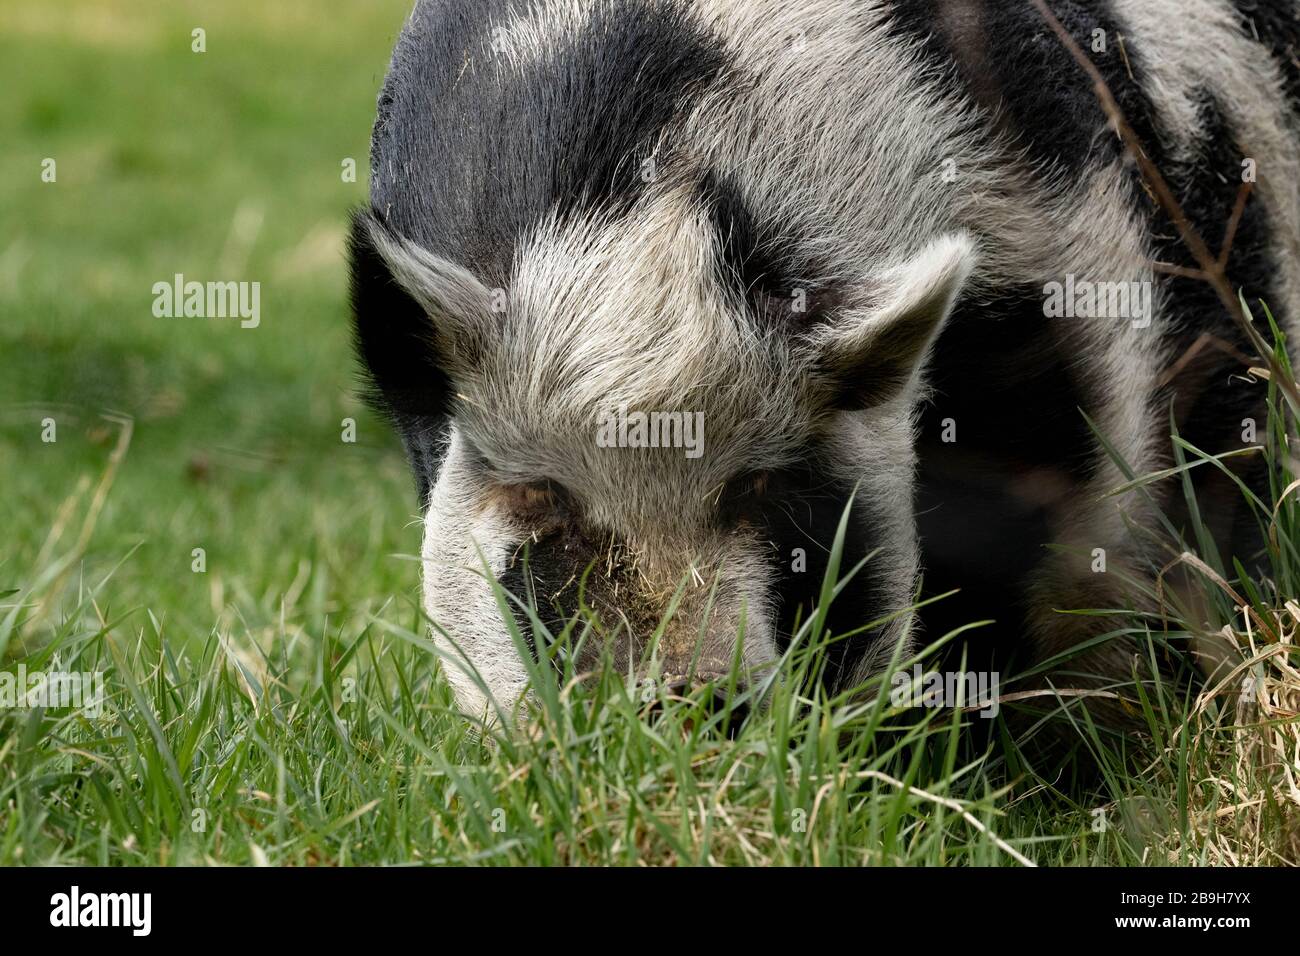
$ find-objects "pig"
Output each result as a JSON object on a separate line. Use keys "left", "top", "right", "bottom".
{"left": 349, "top": 0, "right": 1300, "bottom": 726}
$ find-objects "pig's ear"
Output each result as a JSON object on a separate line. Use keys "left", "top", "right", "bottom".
{"left": 804, "top": 233, "right": 976, "bottom": 409}
{"left": 356, "top": 211, "right": 497, "bottom": 362}
{"left": 348, "top": 209, "right": 494, "bottom": 423}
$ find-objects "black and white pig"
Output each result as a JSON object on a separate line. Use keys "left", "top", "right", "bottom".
{"left": 349, "top": 0, "right": 1300, "bottom": 724}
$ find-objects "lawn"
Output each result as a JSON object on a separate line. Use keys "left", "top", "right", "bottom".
{"left": 1, "top": 0, "right": 1295, "bottom": 866}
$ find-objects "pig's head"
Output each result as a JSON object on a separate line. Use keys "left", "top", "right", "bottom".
{"left": 351, "top": 198, "right": 972, "bottom": 717}
{"left": 349, "top": 3, "right": 975, "bottom": 719}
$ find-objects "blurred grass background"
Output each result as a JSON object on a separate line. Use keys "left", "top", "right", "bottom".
{"left": 0, "top": 0, "right": 418, "bottom": 644}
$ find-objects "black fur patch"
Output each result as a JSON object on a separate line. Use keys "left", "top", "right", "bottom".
{"left": 1230, "top": 0, "right": 1300, "bottom": 112}
{"left": 370, "top": 0, "right": 729, "bottom": 284}
{"left": 347, "top": 210, "right": 449, "bottom": 503}
{"left": 699, "top": 171, "right": 833, "bottom": 331}
{"left": 884, "top": 0, "right": 1163, "bottom": 177}
{"left": 920, "top": 286, "right": 1098, "bottom": 482}
{"left": 915, "top": 284, "right": 1096, "bottom": 669}
{"left": 723, "top": 456, "right": 895, "bottom": 686}
{"left": 496, "top": 525, "right": 623, "bottom": 670}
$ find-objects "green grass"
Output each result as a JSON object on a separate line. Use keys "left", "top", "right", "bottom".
{"left": 0, "top": 0, "right": 416, "bottom": 651}
{"left": 2, "top": 0, "right": 1296, "bottom": 866}
{"left": 3, "top": 417, "right": 1295, "bottom": 865}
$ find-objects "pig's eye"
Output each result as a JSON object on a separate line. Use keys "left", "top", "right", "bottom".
{"left": 498, "top": 479, "right": 570, "bottom": 517}
{"left": 716, "top": 470, "right": 772, "bottom": 523}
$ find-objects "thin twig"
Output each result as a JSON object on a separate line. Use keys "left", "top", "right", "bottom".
{"left": 1219, "top": 180, "right": 1256, "bottom": 269}
{"left": 1148, "top": 260, "right": 1206, "bottom": 281}
{"left": 1156, "top": 331, "right": 1256, "bottom": 389}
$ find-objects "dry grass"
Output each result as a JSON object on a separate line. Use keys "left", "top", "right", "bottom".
{"left": 1141, "top": 601, "right": 1300, "bottom": 864}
